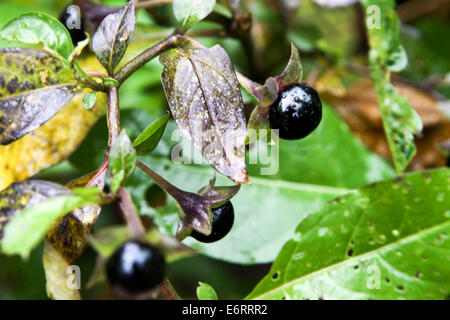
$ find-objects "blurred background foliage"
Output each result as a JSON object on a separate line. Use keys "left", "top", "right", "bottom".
{"left": 0, "top": 0, "right": 449, "bottom": 299}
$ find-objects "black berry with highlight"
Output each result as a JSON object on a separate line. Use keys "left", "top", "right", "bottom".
{"left": 269, "top": 83, "right": 322, "bottom": 140}
{"left": 191, "top": 201, "right": 234, "bottom": 243}
{"left": 106, "top": 240, "right": 166, "bottom": 294}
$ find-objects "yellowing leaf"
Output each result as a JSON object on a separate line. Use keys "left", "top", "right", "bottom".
{"left": 0, "top": 55, "right": 106, "bottom": 191}
{"left": 43, "top": 241, "right": 81, "bottom": 300}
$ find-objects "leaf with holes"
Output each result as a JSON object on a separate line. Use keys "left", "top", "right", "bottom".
{"left": 247, "top": 169, "right": 450, "bottom": 300}
{"left": 92, "top": 1, "right": 135, "bottom": 74}
{"left": 0, "top": 180, "right": 104, "bottom": 258}
{"left": 173, "top": 0, "right": 216, "bottom": 33}
{"left": 133, "top": 112, "right": 170, "bottom": 155}
{"left": 160, "top": 45, "right": 248, "bottom": 183}
{"left": 361, "top": 0, "right": 422, "bottom": 174}
{"left": 0, "top": 48, "right": 79, "bottom": 145}
{"left": 0, "top": 12, "right": 74, "bottom": 60}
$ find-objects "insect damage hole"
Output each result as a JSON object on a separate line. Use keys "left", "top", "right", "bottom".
{"left": 347, "top": 248, "right": 354, "bottom": 257}
{"left": 271, "top": 271, "right": 280, "bottom": 281}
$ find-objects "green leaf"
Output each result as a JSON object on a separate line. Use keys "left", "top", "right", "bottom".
{"left": 0, "top": 12, "right": 74, "bottom": 60}
{"left": 173, "top": 0, "right": 216, "bottom": 33}
{"left": 0, "top": 48, "right": 79, "bottom": 145}
{"left": 82, "top": 91, "right": 97, "bottom": 110}
{"left": 160, "top": 45, "right": 248, "bottom": 183}
{"left": 197, "top": 282, "right": 218, "bottom": 300}
{"left": 133, "top": 112, "right": 170, "bottom": 155}
{"left": 362, "top": 0, "right": 422, "bottom": 174}
{"left": 0, "top": 181, "right": 103, "bottom": 258}
{"left": 109, "top": 130, "right": 137, "bottom": 193}
{"left": 92, "top": 1, "right": 135, "bottom": 74}
{"left": 247, "top": 169, "right": 450, "bottom": 300}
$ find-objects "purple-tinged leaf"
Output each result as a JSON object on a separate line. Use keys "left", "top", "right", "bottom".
{"left": 160, "top": 45, "right": 248, "bottom": 183}
{"left": 0, "top": 48, "right": 79, "bottom": 145}
{"left": 92, "top": 1, "right": 135, "bottom": 74}
{"left": 275, "top": 43, "right": 303, "bottom": 90}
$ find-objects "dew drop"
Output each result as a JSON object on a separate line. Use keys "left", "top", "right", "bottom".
{"left": 392, "top": 229, "right": 400, "bottom": 237}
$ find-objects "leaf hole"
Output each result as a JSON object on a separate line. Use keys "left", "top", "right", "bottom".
{"left": 347, "top": 249, "right": 354, "bottom": 257}
{"left": 396, "top": 285, "right": 405, "bottom": 291}
{"left": 271, "top": 271, "right": 280, "bottom": 281}
{"left": 415, "top": 271, "right": 423, "bottom": 278}
{"left": 385, "top": 278, "right": 390, "bottom": 283}
{"left": 353, "top": 264, "right": 359, "bottom": 270}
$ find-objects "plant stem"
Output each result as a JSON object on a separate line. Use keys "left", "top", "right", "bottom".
{"left": 115, "top": 34, "right": 183, "bottom": 84}
{"left": 135, "top": 0, "right": 172, "bottom": 9}
{"left": 74, "top": 61, "right": 106, "bottom": 92}
{"left": 136, "top": 160, "right": 187, "bottom": 203}
{"left": 115, "top": 33, "right": 260, "bottom": 98}
{"left": 117, "top": 187, "right": 146, "bottom": 236}
{"left": 106, "top": 87, "right": 121, "bottom": 147}
{"left": 86, "top": 71, "right": 108, "bottom": 79}
{"left": 159, "top": 278, "right": 181, "bottom": 300}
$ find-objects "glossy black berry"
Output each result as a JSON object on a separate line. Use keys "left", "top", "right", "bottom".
{"left": 59, "top": 5, "right": 87, "bottom": 45}
{"left": 106, "top": 240, "right": 166, "bottom": 293}
{"left": 269, "top": 83, "right": 322, "bottom": 140}
{"left": 191, "top": 201, "right": 234, "bottom": 243}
